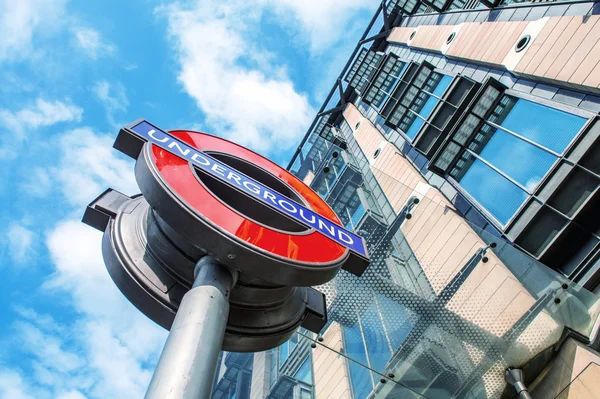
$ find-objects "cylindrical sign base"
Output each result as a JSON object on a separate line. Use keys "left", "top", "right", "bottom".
{"left": 145, "top": 257, "right": 237, "bottom": 399}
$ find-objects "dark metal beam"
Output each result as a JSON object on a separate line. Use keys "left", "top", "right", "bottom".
{"left": 381, "top": 0, "right": 390, "bottom": 31}
{"left": 337, "top": 78, "right": 346, "bottom": 106}
{"left": 359, "top": 29, "right": 391, "bottom": 45}
{"left": 317, "top": 105, "right": 345, "bottom": 118}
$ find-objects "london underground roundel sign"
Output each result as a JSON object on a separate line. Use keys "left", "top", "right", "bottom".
{"left": 114, "top": 119, "right": 369, "bottom": 287}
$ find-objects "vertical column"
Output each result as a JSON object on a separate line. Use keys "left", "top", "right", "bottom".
{"left": 145, "top": 257, "right": 237, "bottom": 399}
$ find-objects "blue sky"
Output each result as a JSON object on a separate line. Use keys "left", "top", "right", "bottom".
{"left": 0, "top": 0, "right": 376, "bottom": 397}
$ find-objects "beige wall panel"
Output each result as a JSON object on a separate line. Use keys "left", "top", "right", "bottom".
{"left": 411, "top": 204, "right": 451, "bottom": 258}
{"left": 533, "top": 17, "right": 582, "bottom": 77}
{"left": 445, "top": 260, "right": 502, "bottom": 312}
{"left": 557, "top": 18, "right": 600, "bottom": 82}
{"left": 413, "top": 207, "right": 454, "bottom": 261}
{"left": 447, "top": 22, "right": 480, "bottom": 59}
{"left": 402, "top": 196, "right": 435, "bottom": 237}
{"left": 432, "top": 192, "right": 450, "bottom": 206}
{"left": 342, "top": 103, "right": 362, "bottom": 129}
{"left": 546, "top": 16, "right": 600, "bottom": 80}
{"left": 473, "top": 23, "right": 499, "bottom": 60}
{"left": 470, "top": 275, "right": 523, "bottom": 328}
{"left": 494, "top": 21, "right": 528, "bottom": 65}
{"left": 250, "top": 352, "right": 269, "bottom": 399}
{"left": 312, "top": 323, "right": 353, "bottom": 399}
{"left": 522, "top": 17, "right": 573, "bottom": 75}
{"left": 432, "top": 25, "right": 455, "bottom": 52}
{"left": 387, "top": 173, "right": 409, "bottom": 200}
{"left": 407, "top": 174, "right": 422, "bottom": 190}
{"left": 566, "top": 363, "right": 600, "bottom": 396}
{"left": 570, "top": 38, "right": 600, "bottom": 85}
{"left": 462, "top": 24, "right": 487, "bottom": 60}
{"left": 390, "top": 186, "right": 411, "bottom": 213}
{"left": 411, "top": 25, "right": 434, "bottom": 49}
{"left": 427, "top": 26, "right": 444, "bottom": 49}
{"left": 405, "top": 200, "right": 440, "bottom": 242}
{"left": 582, "top": 60, "right": 600, "bottom": 88}
{"left": 514, "top": 17, "right": 561, "bottom": 73}
{"left": 480, "top": 22, "right": 507, "bottom": 63}
{"left": 531, "top": 339, "right": 600, "bottom": 399}
{"left": 408, "top": 200, "right": 447, "bottom": 248}
{"left": 387, "top": 27, "right": 415, "bottom": 45}
{"left": 473, "top": 23, "right": 499, "bottom": 62}
{"left": 418, "top": 222, "right": 462, "bottom": 277}
{"left": 425, "top": 224, "right": 471, "bottom": 291}
{"left": 431, "top": 239, "right": 480, "bottom": 293}
{"left": 421, "top": 218, "right": 465, "bottom": 278}
{"left": 317, "top": 365, "right": 350, "bottom": 399}
{"left": 344, "top": 105, "right": 385, "bottom": 161}
{"left": 491, "top": 291, "right": 535, "bottom": 336}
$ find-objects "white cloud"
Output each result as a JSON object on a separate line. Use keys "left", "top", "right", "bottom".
{"left": 56, "top": 391, "right": 87, "bottom": 399}
{"left": 0, "top": 0, "right": 67, "bottom": 62}
{"left": 6, "top": 222, "right": 35, "bottom": 264}
{"left": 14, "top": 321, "right": 84, "bottom": 373}
{"left": 44, "top": 220, "right": 166, "bottom": 398}
{"left": 54, "top": 127, "right": 138, "bottom": 207}
{"left": 21, "top": 168, "right": 53, "bottom": 197}
{"left": 0, "top": 98, "right": 82, "bottom": 140}
{"left": 0, "top": 369, "right": 37, "bottom": 399}
{"left": 73, "top": 27, "right": 115, "bottom": 59}
{"left": 160, "top": 1, "right": 315, "bottom": 155}
{"left": 92, "top": 81, "right": 128, "bottom": 126}
{"left": 1, "top": 123, "right": 164, "bottom": 398}
{"left": 267, "top": 0, "right": 374, "bottom": 52}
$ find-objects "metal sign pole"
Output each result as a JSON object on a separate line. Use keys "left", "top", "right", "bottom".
{"left": 145, "top": 256, "right": 237, "bottom": 399}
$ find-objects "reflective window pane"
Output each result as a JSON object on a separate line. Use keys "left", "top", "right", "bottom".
{"left": 458, "top": 156, "right": 529, "bottom": 225}
{"left": 475, "top": 125, "right": 557, "bottom": 191}
{"left": 497, "top": 97, "right": 586, "bottom": 154}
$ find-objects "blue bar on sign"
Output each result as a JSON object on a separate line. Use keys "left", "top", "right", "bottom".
{"left": 129, "top": 121, "right": 369, "bottom": 258}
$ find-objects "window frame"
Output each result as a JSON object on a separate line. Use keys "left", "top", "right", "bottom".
{"left": 430, "top": 77, "right": 596, "bottom": 230}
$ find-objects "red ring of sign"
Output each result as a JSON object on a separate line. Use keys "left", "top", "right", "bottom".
{"left": 150, "top": 130, "right": 348, "bottom": 264}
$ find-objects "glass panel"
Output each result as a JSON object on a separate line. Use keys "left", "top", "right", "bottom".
{"left": 279, "top": 342, "right": 289, "bottom": 366}
{"left": 456, "top": 155, "right": 529, "bottom": 225}
{"left": 473, "top": 125, "right": 557, "bottom": 191}
{"left": 472, "top": 86, "right": 500, "bottom": 118}
{"left": 344, "top": 322, "right": 375, "bottom": 398}
{"left": 294, "top": 358, "right": 313, "bottom": 385}
{"left": 434, "top": 141, "right": 460, "bottom": 171}
{"left": 406, "top": 115, "right": 425, "bottom": 140}
{"left": 454, "top": 114, "right": 480, "bottom": 145}
{"left": 496, "top": 97, "right": 587, "bottom": 154}
{"left": 299, "top": 167, "right": 599, "bottom": 398}
{"left": 432, "top": 75, "right": 452, "bottom": 98}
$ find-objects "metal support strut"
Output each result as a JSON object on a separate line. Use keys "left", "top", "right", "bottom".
{"left": 505, "top": 368, "right": 532, "bottom": 399}
{"left": 145, "top": 256, "right": 238, "bottom": 399}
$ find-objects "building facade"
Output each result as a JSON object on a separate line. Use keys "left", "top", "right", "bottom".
{"left": 213, "top": 1, "right": 600, "bottom": 398}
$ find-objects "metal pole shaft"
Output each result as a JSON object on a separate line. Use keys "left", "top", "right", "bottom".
{"left": 145, "top": 256, "right": 237, "bottom": 399}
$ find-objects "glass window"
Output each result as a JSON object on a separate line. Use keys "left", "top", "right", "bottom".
{"left": 343, "top": 323, "right": 373, "bottom": 399}
{"left": 269, "top": 350, "right": 278, "bottom": 388}
{"left": 294, "top": 358, "right": 313, "bottom": 385}
{"left": 456, "top": 156, "right": 529, "bottom": 225}
{"left": 474, "top": 125, "right": 557, "bottom": 191}
{"left": 438, "top": 88, "right": 589, "bottom": 227}
{"left": 361, "top": 302, "right": 392, "bottom": 372}
{"left": 384, "top": 66, "right": 452, "bottom": 141}
{"left": 378, "top": 295, "right": 414, "bottom": 349}
{"left": 278, "top": 334, "right": 299, "bottom": 368}
{"left": 278, "top": 342, "right": 289, "bottom": 367}
{"left": 494, "top": 97, "right": 586, "bottom": 153}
